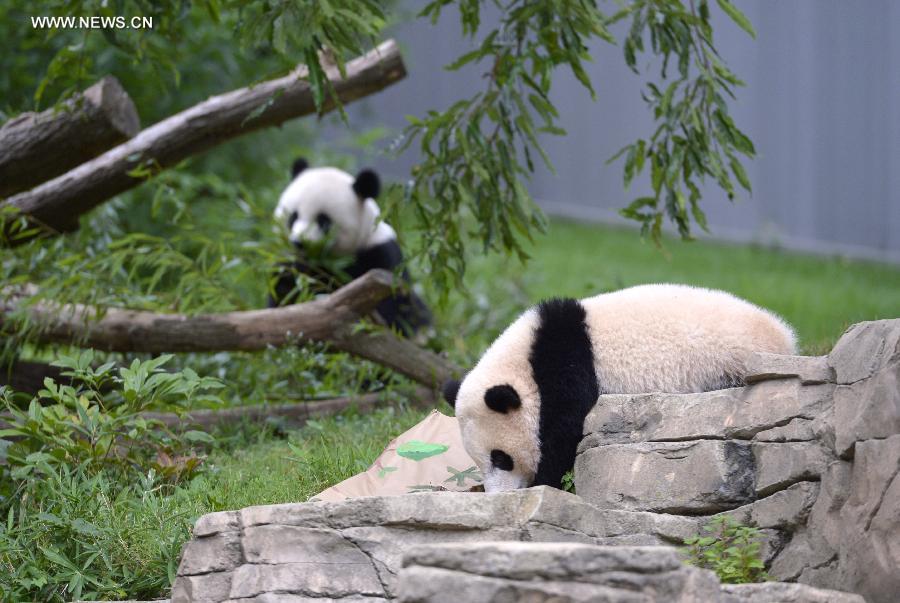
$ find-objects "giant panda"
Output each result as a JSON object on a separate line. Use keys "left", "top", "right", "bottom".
{"left": 269, "top": 158, "right": 431, "bottom": 336}
{"left": 442, "top": 284, "right": 797, "bottom": 493}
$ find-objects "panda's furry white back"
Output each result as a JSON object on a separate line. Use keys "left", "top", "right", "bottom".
{"left": 583, "top": 283, "right": 796, "bottom": 394}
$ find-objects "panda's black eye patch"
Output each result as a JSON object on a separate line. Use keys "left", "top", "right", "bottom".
{"left": 490, "top": 449, "right": 514, "bottom": 471}
{"left": 286, "top": 211, "right": 298, "bottom": 230}
{"left": 484, "top": 384, "right": 521, "bottom": 414}
{"left": 315, "top": 212, "right": 333, "bottom": 234}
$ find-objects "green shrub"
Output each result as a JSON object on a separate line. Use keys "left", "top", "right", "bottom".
{"left": 683, "top": 515, "right": 769, "bottom": 584}
{"left": 1, "top": 351, "right": 223, "bottom": 488}
{"left": 0, "top": 351, "right": 224, "bottom": 602}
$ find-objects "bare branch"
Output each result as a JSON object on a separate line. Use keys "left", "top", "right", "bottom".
{"left": 143, "top": 387, "right": 435, "bottom": 431}
{"left": 1, "top": 270, "right": 458, "bottom": 388}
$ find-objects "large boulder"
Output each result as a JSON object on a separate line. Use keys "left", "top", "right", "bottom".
{"left": 396, "top": 542, "right": 863, "bottom": 603}
{"left": 397, "top": 543, "right": 722, "bottom": 602}
{"left": 171, "top": 487, "right": 700, "bottom": 602}
{"left": 575, "top": 319, "right": 900, "bottom": 602}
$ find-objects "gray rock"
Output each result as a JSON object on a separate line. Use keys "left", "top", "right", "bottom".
{"left": 576, "top": 440, "right": 755, "bottom": 513}
{"left": 229, "top": 563, "right": 385, "bottom": 600}
{"left": 397, "top": 543, "right": 723, "bottom": 603}
{"left": 828, "top": 319, "right": 900, "bottom": 385}
{"left": 752, "top": 417, "right": 827, "bottom": 443}
{"left": 721, "top": 582, "right": 864, "bottom": 603}
{"left": 177, "top": 532, "right": 242, "bottom": 576}
{"left": 224, "top": 596, "right": 385, "bottom": 603}
{"left": 832, "top": 435, "right": 900, "bottom": 602}
{"left": 193, "top": 511, "right": 240, "bottom": 537}
{"left": 721, "top": 481, "right": 819, "bottom": 531}
{"left": 752, "top": 442, "right": 832, "bottom": 496}
{"left": 242, "top": 525, "right": 371, "bottom": 565}
{"left": 833, "top": 360, "right": 900, "bottom": 457}
{"left": 580, "top": 381, "right": 834, "bottom": 448}
{"left": 171, "top": 572, "right": 233, "bottom": 603}
{"left": 175, "top": 488, "right": 710, "bottom": 602}
{"left": 744, "top": 353, "right": 834, "bottom": 385}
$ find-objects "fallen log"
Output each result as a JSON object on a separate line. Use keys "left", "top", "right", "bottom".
{"left": 0, "top": 270, "right": 458, "bottom": 388}
{"left": 2, "top": 40, "right": 405, "bottom": 245}
{"left": 144, "top": 387, "right": 434, "bottom": 431}
{"left": 0, "top": 76, "right": 140, "bottom": 198}
{"left": 0, "top": 359, "right": 64, "bottom": 395}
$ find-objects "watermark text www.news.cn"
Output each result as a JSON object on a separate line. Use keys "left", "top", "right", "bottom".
{"left": 31, "top": 15, "right": 154, "bottom": 29}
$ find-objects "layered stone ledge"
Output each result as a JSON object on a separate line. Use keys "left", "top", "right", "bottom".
{"left": 397, "top": 543, "right": 864, "bottom": 603}
{"left": 575, "top": 319, "right": 900, "bottom": 602}
{"left": 172, "top": 487, "right": 703, "bottom": 603}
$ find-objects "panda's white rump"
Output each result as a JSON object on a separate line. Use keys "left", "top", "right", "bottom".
{"left": 581, "top": 284, "right": 797, "bottom": 394}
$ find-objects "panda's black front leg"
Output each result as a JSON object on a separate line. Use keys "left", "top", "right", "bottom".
{"left": 267, "top": 257, "right": 340, "bottom": 308}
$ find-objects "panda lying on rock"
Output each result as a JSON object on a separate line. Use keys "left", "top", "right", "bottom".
{"left": 269, "top": 158, "right": 431, "bottom": 336}
{"left": 443, "top": 284, "right": 796, "bottom": 493}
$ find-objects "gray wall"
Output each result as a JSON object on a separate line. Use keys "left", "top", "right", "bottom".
{"left": 340, "top": 1, "right": 900, "bottom": 263}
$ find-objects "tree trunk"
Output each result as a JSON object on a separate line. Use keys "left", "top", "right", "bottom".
{"left": 0, "top": 359, "right": 64, "bottom": 395}
{"left": 1, "top": 40, "right": 405, "bottom": 246}
{"left": 0, "top": 77, "right": 140, "bottom": 198}
{"left": 1, "top": 270, "right": 458, "bottom": 388}
{"left": 143, "top": 387, "right": 434, "bottom": 431}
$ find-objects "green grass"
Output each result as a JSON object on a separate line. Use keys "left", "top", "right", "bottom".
{"left": 447, "top": 220, "right": 900, "bottom": 356}
{"left": 174, "top": 404, "right": 429, "bottom": 511}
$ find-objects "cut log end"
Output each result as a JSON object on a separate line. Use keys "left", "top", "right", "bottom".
{"left": 85, "top": 76, "right": 141, "bottom": 138}
{"left": 0, "top": 75, "right": 141, "bottom": 198}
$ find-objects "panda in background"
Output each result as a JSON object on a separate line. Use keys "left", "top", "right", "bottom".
{"left": 269, "top": 158, "right": 431, "bottom": 336}
{"left": 442, "top": 284, "right": 797, "bottom": 493}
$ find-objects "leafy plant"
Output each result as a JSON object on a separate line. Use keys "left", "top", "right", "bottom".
{"left": 613, "top": 0, "right": 756, "bottom": 242}
{"left": 396, "top": 0, "right": 756, "bottom": 294}
{"left": 0, "top": 351, "right": 225, "bottom": 601}
{"left": 683, "top": 515, "right": 769, "bottom": 584}
{"left": 0, "top": 463, "right": 193, "bottom": 602}
{"left": 561, "top": 469, "right": 576, "bottom": 493}
{"left": 0, "top": 350, "right": 224, "bottom": 490}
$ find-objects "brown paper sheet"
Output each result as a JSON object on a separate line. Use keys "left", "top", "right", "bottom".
{"left": 312, "top": 410, "right": 480, "bottom": 501}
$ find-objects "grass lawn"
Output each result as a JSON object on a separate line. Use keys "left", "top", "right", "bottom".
{"left": 175, "top": 405, "right": 429, "bottom": 511}
{"left": 454, "top": 219, "right": 900, "bottom": 355}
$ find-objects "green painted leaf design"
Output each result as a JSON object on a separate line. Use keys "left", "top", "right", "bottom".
{"left": 377, "top": 466, "right": 398, "bottom": 479}
{"left": 396, "top": 440, "right": 449, "bottom": 461}
{"left": 444, "top": 465, "right": 483, "bottom": 487}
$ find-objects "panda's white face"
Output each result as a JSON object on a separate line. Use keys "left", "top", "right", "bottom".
{"left": 452, "top": 310, "right": 543, "bottom": 493}
{"left": 274, "top": 166, "right": 391, "bottom": 255}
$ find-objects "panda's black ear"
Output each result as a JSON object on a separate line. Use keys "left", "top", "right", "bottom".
{"left": 292, "top": 158, "right": 309, "bottom": 178}
{"left": 442, "top": 379, "right": 461, "bottom": 410}
{"left": 484, "top": 384, "right": 521, "bottom": 414}
{"left": 353, "top": 168, "right": 381, "bottom": 200}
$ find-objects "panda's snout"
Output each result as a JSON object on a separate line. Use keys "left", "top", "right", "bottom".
{"left": 482, "top": 467, "right": 531, "bottom": 492}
